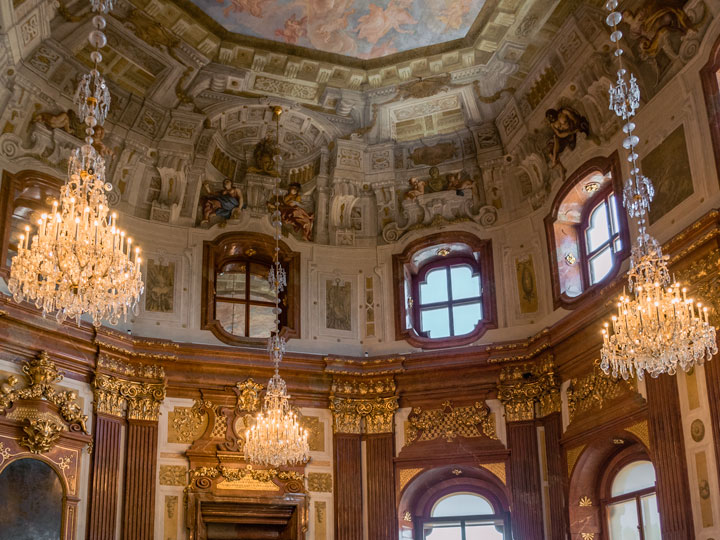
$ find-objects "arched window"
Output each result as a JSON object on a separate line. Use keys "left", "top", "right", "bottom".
{"left": 545, "top": 154, "right": 630, "bottom": 308}
{"left": 422, "top": 492, "right": 506, "bottom": 539}
{"left": 202, "top": 232, "right": 300, "bottom": 346}
{"left": 393, "top": 232, "right": 497, "bottom": 349}
{"left": 605, "top": 460, "right": 661, "bottom": 540}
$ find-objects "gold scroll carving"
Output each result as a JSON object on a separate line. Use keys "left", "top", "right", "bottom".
{"left": 497, "top": 358, "right": 560, "bottom": 422}
{"left": 567, "top": 365, "right": 637, "bottom": 421}
{"left": 406, "top": 401, "right": 496, "bottom": 443}
{"left": 159, "top": 465, "right": 187, "bottom": 486}
{"left": 330, "top": 395, "right": 398, "bottom": 434}
{"left": 0, "top": 352, "right": 89, "bottom": 454}
{"left": 93, "top": 373, "right": 166, "bottom": 421}
{"left": 307, "top": 472, "right": 333, "bottom": 493}
{"left": 190, "top": 465, "right": 305, "bottom": 494}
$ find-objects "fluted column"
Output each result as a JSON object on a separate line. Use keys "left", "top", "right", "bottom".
{"left": 543, "top": 412, "right": 569, "bottom": 539}
{"left": 366, "top": 433, "right": 396, "bottom": 540}
{"left": 334, "top": 434, "right": 363, "bottom": 540}
{"left": 646, "top": 375, "right": 695, "bottom": 540}
{"left": 87, "top": 414, "right": 124, "bottom": 540}
{"left": 506, "top": 422, "right": 544, "bottom": 540}
{"left": 705, "top": 359, "right": 720, "bottom": 482}
{"left": 122, "top": 420, "right": 159, "bottom": 540}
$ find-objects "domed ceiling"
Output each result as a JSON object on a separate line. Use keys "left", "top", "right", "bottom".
{"left": 186, "top": 0, "right": 489, "bottom": 59}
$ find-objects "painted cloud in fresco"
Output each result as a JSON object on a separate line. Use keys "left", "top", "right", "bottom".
{"left": 190, "top": 0, "right": 486, "bottom": 58}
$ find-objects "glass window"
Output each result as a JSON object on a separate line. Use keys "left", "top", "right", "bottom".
{"left": 417, "top": 262, "right": 483, "bottom": 339}
{"left": 432, "top": 493, "right": 494, "bottom": 517}
{"left": 422, "top": 491, "right": 506, "bottom": 540}
{"left": 607, "top": 461, "right": 661, "bottom": 540}
{"left": 215, "top": 261, "right": 279, "bottom": 338}
{"left": 583, "top": 194, "right": 622, "bottom": 285}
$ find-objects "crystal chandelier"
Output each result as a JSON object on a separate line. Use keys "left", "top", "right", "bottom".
{"left": 7, "top": 0, "right": 143, "bottom": 326}
{"left": 600, "top": 0, "right": 717, "bottom": 380}
{"left": 245, "top": 107, "right": 309, "bottom": 468}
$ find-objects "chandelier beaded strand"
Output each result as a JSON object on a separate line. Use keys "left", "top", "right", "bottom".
{"left": 599, "top": 0, "right": 717, "bottom": 380}
{"left": 244, "top": 106, "right": 309, "bottom": 468}
{"left": 7, "top": 0, "right": 143, "bottom": 326}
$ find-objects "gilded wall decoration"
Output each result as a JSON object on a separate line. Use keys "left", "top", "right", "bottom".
{"left": 566, "top": 365, "right": 637, "bottom": 421}
{"left": 406, "top": 400, "right": 496, "bottom": 444}
{"left": 159, "top": 465, "right": 188, "bottom": 486}
{"left": 515, "top": 255, "right": 538, "bottom": 313}
{"left": 330, "top": 396, "right": 398, "bottom": 434}
{"left": 93, "top": 373, "right": 166, "bottom": 421}
{"left": 326, "top": 278, "right": 352, "bottom": 331}
{"left": 398, "top": 467, "right": 424, "bottom": 492}
{"left": 566, "top": 444, "right": 586, "bottom": 477}
{"left": 625, "top": 420, "right": 651, "bottom": 449}
{"left": 168, "top": 404, "right": 207, "bottom": 444}
{"left": 189, "top": 465, "right": 305, "bottom": 494}
{"left": 163, "top": 495, "right": 178, "bottom": 540}
{"left": 696, "top": 451, "right": 714, "bottom": 527}
{"left": 97, "top": 355, "right": 165, "bottom": 378}
{"left": 691, "top": 419, "right": 705, "bottom": 442}
{"left": 497, "top": 358, "right": 560, "bottom": 422}
{"left": 676, "top": 248, "right": 720, "bottom": 326}
{"left": 644, "top": 125, "right": 693, "bottom": 224}
{"left": 302, "top": 416, "right": 325, "bottom": 452}
{"left": 579, "top": 496, "right": 593, "bottom": 507}
{"left": 307, "top": 472, "right": 332, "bottom": 493}
{"left": 235, "top": 379, "right": 264, "bottom": 412}
{"left": 478, "top": 462, "right": 506, "bottom": 485}
{"left": 0, "top": 352, "right": 89, "bottom": 454}
{"left": 330, "top": 376, "right": 396, "bottom": 396}
{"left": 145, "top": 258, "right": 175, "bottom": 313}
{"left": 315, "top": 501, "right": 327, "bottom": 540}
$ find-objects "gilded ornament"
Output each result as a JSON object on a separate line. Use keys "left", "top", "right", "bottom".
{"left": 403, "top": 511, "right": 412, "bottom": 522}
{"left": 625, "top": 420, "right": 651, "bottom": 449}
{"left": 398, "top": 468, "right": 423, "bottom": 491}
{"left": 169, "top": 402, "right": 206, "bottom": 444}
{"left": 579, "top": 496, "right": 593, "bottom": 507}
{"left": 188, "top": 465, "right": 305, "bottom": 492}
{"left": 235, "top": 379, "right": 264, "bottom": 412}
{"left": 498, "top": 359, "right": 560, "bottom": 421}
{"left": 159, "top": 465, "right": 187, "bottom": 486}
{"left": 93, "top": 373, "right": 166, "bottom": 421}
{"left": 566, "top": 444, "right": 586, "bottom": 477}
{"left": 582, "top": 534, "right": 595, "bottom": 540}
{"left": 691, "top": 419, "right": 705, "bottom": 442}
{"left": 567, "top": 365, "right": 637, "bottom": 421}
{"left": 308, "top": 472, "right": 332, "bottom": 493}
{"left": 21, "top": 418, "right": 63, "bottom": 454}
{"left": 0, "top": 352, "right": 89, "bottom": 440}
{"left": 97, "top": 354, "right": 165, "bottom": 378}
{"left": 406, "top": 401, "right": 496, "bottom": 443}
{"left": 452, "top": 468, "right": 462, "bottom": 476}
{"left": 330, "top": 375, "right": 396, "bottom": 396}
{"left": 479, "top": 462, "right": 506, "bottom": 485}
{"left": 330, "top": 395, "right": 398, "bottom": 434}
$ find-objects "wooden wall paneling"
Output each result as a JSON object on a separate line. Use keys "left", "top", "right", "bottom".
{"left": 88, "top": 414, "right": 124, "bottom": 540}
{"left": 122, "top": 420, "right": 159, "bottom": 540}
{"left": 334, "top": 434, "right": 363, "bottom": 540}
{"left": 705, "top": 359, "right": 720, "bottom": 491}
{"left": 366, "top": 434, "right": 396, "bottom": 540}
{"left": 507, "top": 421, "right": 544, "bottom": 540}
{"left": 645, "top": 375, "right": 695, "bottom": 540}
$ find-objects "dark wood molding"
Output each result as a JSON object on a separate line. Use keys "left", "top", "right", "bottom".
{"left": 366, "top": 434, "right": 396, "bottom": 540}
{"left": 200, "top": 231, "right": 300, "bottom": 347}
{"left": 121, "top": 420, "right": 159, "bottom": 540}
{"left": 645, "top": 375, "right": 696, "bottom": 540}
{"left": 543, "top": 413, "right": 569, "bottom": 540}
{"left": 88, "top": 414, "right": 124, "bottom": 540}
{"left": 705, "top": 358, "right": 720, "bottom": 493}
{"left": 334, "top": 434, "right": 363, "bottom": 540}
{"left": 544, "top": 152, "right": 629, "bottom": 310}
{"left": 392, "top": 230, "right": 498, "bottom": 350}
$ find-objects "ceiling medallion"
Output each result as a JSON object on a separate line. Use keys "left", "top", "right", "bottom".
{"left": 8, "top": 0, "right": 143, "bottom": 326}
{"left": 244, "top": 107, "right": 309, "bottom": 469}
{"left": 599, "top": 1, "right": 716, "bottom": 380}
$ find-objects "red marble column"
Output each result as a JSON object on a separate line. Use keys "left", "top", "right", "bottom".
{"left": 543, "top": 413, "right": 569, "bottom": 540}
{"left": 87, "top": 414, "right": 124, "bottom": 540}
{"left": 334, "top": 434, "right": 363, "bottom": 540}
{"left": 645, "top": 375, "right": 695, "bottom": 540}
{"left": 507, "top": 421, "right": 544, "bottom": 540}
{"left": 366, "top": 434, "right": 396, "bottom": 540}
{"left": 705, "top": 359, "right": 720, "bottom": 483}
{"left": 122, "top": 420, "right": 159, "bottom": 540}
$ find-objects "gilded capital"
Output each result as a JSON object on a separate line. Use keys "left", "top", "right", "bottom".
{"left": 497, "top": 358, "right": 560, "bottom": 422}
{"left": 93, "top": 372, "right": 166, "bottom": 422}
{"left": 330, "top": 396, "right": 398, "bottom": 434}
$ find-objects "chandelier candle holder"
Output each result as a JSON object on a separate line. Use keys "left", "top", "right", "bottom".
{"left": 245, "top": 106, "right": 309, "bottom": 468}
{"left": 7, "top": 0, "right": 143, "bottom": 326}
{"left": 599, "top": 0, "right": 717, "bottom": 380}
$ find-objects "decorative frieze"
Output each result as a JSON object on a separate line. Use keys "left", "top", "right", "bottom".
{"left": 566, "top": 365, "right": 637, "bottom": 421}
{"left": 497, "top": 358, "right": 560, "bottom": 422}
{"left": 406, "top": 401, "right": 496, "bottom": 443}
{"left": 330, "top": 396, "right": 398, "bottom": 434}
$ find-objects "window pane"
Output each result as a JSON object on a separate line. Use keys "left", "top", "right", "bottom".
{"left": 614, "top": 236, "right": 622, "bottom": 253}
{"left": 249, "top": 263, "right": 274, "bottom": 302}
{"left": 450, "top": 265, "right": 481, "bottom": 300}
{"left": 431, "top": 493, "right": 494, "bottom": 517}
{"left": 589, "top": 246, "right": 613, "bottom": 285}
{"left": 452, "top": 303, "right": 482, "bottom": 336}
{"left": 465, "top": 521, "right": 505, "bottom": 540}
{"left": 216, "top": 267, "right": 246, "bottom": 298}
{"left": 421, "top": 307, "right": 450, "bottom": 338}
{"left": 611, "top": 461, "right": 656, "bottom": 497}
{"left": 216, "top": 301, "right": 245, "bottom": 336}
{"left": 586, "top": 201, "right": 611, "bottom": 252}
{"left": 608, "top": 500, "right": 641, "bottom": 540}
{"left": 420, "top": 268, "right": 449, "bottom": 304}
{"left": 609, "top": 194, "right": 620, "bottom": 234}
{"left": 249, "top": 305, "right": 275, "bottom": 338}
{"left": 641, "top": 494, "right": 661, "bottom": 540}
{"left": 424, "top": 522, "right": 462, "bottom": 540}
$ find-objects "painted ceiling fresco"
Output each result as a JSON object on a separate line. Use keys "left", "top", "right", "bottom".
{"left": 189, "top": 0, "right": 488, "bottom": 59}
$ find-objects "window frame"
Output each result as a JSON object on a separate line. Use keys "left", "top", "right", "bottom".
{"left": 201, "top": 231, "right": 300, "bottom": 346}
{"left": 393, "top": 232, "right": 497, "bottom": 350}
{"left": 412, "top": 257, "right": 484, "bottom": 340}
{"left": 578, "top": 187, "right": 622, "bottom": 288}
{"left": 600, "top": 452, "right": 659, "bottom": 540}
{"left": 544, "top": 153, "right": 630, "bottom": 309}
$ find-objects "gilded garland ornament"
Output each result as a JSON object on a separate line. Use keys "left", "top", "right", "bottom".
{"left": 599, "top": 1, "right": 717, "bottom": 380}
{"left": 8, "top": 0, "right": 143, "bottom": 326}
